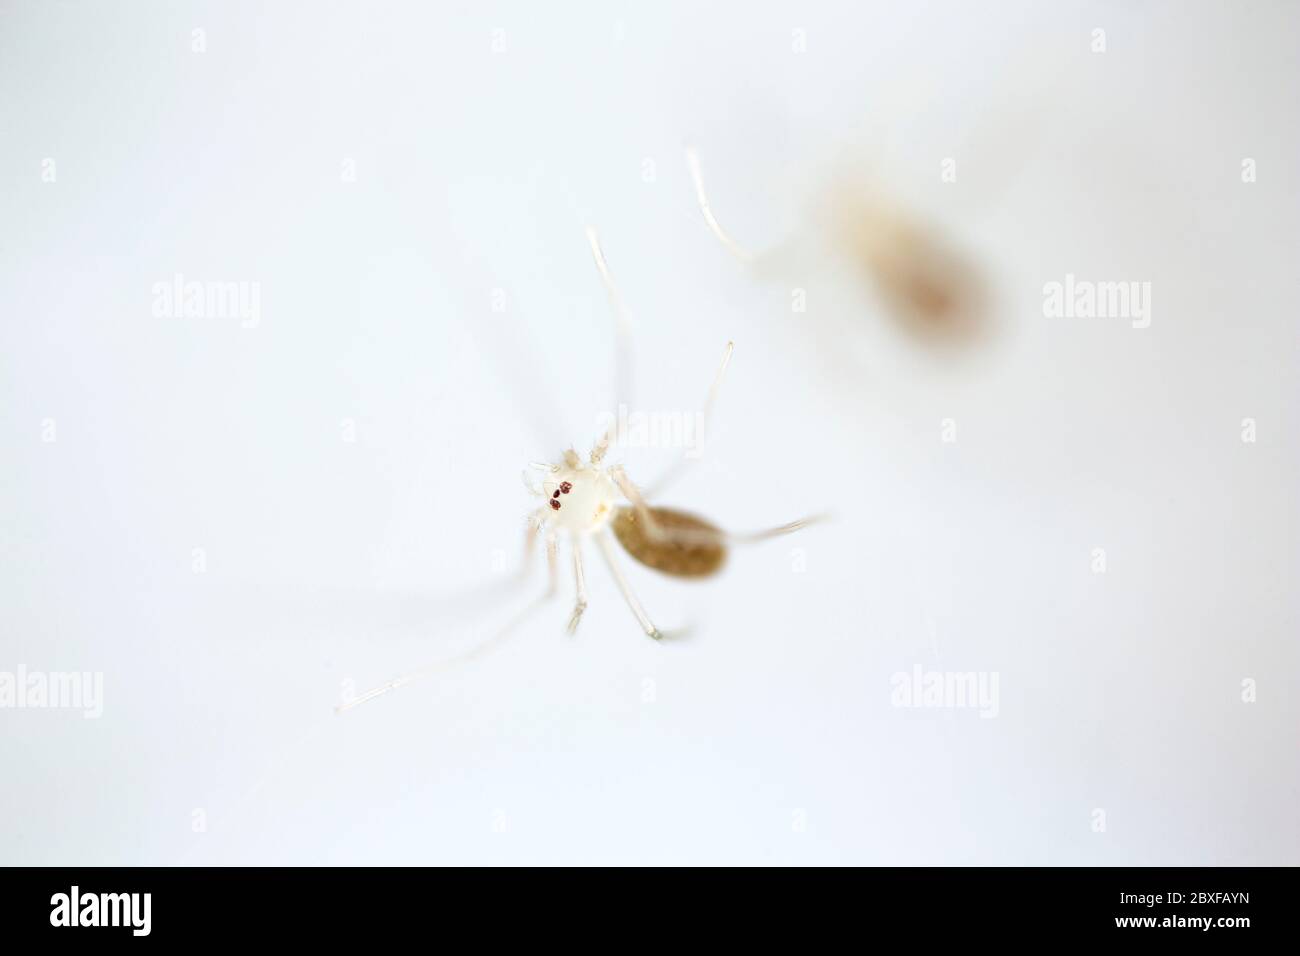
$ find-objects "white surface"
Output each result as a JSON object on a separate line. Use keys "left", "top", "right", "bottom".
{"left": 1, "top": 1, "right": 1296, "bottom": 865}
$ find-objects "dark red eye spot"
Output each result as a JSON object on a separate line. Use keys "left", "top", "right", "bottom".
{"left": 549, "top": 499, "right": 561, "bottom": 510}
{"left": 552, "top": 490, "right": 560, "bottom": 498}
{"left": 560, "top": 482, "right": 573, "bottom": 494}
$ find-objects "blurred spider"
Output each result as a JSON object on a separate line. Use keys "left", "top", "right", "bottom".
{"left": 685, "top": 146, "right": 990, "bottom": 346}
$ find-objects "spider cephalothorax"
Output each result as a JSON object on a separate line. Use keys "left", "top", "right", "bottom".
{"left": 533, "top": 453, "right": 616, "bottom": 533}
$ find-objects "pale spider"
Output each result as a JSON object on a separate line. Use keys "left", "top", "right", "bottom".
{"left": 337, "top": 229, "right": 820, "bottom": 713}
{"left": 685, "top": 146, "right": 990, "bottom": 346}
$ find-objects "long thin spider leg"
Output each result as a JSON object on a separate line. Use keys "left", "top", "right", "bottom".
{"left": 515, "top": 510, "right": 541, "bottom": 579}
{"left": 727, "top": 514, "right": 829, "bottom": 543}
{"left": 685, "top": 147, "right": 756, "bottom": 264}
{"left": 587, "top": 227, "right": 633, "bottom": 464}
{"left": 642, "top": 341, "right": 733, "bottom": 499}
{"left": 595, "top": 530, "right": 661, "bottom": 640}
{"left": 567, "top": 538, "right": 588, "bottom": 634}
{"left": 336, "top": 534, "right": 560, "bottom": 714}
{"left": 617, "top": 464, "right": 827, "bottom": 548}
{"left": 545, "top": 534, "right": 559, "bottom": 597}
{"left": 399, "top": 508, "right": 544, "bottom": 620}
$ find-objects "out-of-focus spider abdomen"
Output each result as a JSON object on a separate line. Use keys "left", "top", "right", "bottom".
{"left": 834, "top": 195, "right": 990, "bottom": 347}
{"left": 611, "top": 506, "right": 727, "bottom": 579}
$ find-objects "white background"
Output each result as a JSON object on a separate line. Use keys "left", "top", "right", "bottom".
{"left": 1, "top": 1, "right": 1296, "bottom": 865}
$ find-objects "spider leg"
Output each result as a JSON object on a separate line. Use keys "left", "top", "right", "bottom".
{"left": 617, "top": 463, "right": 825, "bottom": 547}
{"left": 336, "top": 532, "right": 561, "bottom": 714}
{"left": 567, "top": 537, "right": 588, "bottom": 634}
{"left": 642, "top": 341, "right": 733, "bottom": 499}
{"left": 727, "top": 515, "right": 828, "bottom": 543}
{"left": 685, "top": 147, "right": 756, "bottom": 263}
{"left": 586, "top": 228, "right": 634, "bottom": 466}
{"left": 610, "top": 465, "right": 658, "bottom": 533}
{"left": 596, "top": 530, "right": 661, "bottom": 640}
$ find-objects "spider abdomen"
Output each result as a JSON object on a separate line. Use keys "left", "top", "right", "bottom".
{"left": 611, "top": 506, "right": 727, "bottom": 578}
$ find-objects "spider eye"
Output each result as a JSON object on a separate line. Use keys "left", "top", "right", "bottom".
{"left": 549, "top": 499, "right": 561, "bottom": 511}
{"left": 559, "top": 481, "right": 573, "bottom": 494}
